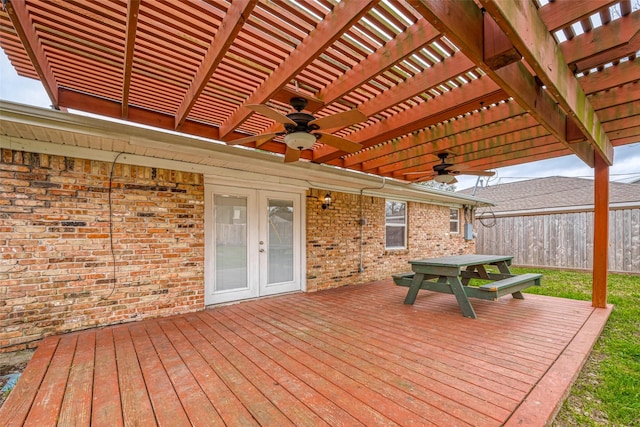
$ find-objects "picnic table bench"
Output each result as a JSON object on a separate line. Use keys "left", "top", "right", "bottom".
{"left": 393, "top": 254, "right": 542, "bottom": 319}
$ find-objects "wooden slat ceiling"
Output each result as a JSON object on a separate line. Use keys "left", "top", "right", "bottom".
{"left": 1, "top": 0, "right": 638, "bottom": 181}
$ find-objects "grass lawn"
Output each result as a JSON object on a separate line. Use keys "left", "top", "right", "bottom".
{"left": 510, "top": 267, "right": 640, "bottom": 426}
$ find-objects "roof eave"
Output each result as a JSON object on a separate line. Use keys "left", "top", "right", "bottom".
{"left": 0, "top": 100, "right": 493, "bottom": 208}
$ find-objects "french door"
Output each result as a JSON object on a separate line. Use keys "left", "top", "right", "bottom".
{"left": 205, "top": 185, "right": 302, "bottom": 305}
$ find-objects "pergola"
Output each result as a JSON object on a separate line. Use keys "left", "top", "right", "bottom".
{"left": 1, "top": 0, "right": 638, "bottom": 307}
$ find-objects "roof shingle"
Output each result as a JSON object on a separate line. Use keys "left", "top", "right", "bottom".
{"left": 459, "top": 176, "right": 640, "bottom": 213}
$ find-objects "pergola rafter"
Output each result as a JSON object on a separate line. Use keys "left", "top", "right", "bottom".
{"left": 4, "top": 0, "right": 59, "bottom": 107}
{"left": 369, "top": 119, "right": 546, "bottom": 174}
{"left": 174, "top": 0, "right": 257, "bottom": 129}
{"left": 560, "top": 9, "right": 640, "bottom": 72}
{"left": 218, "top": 0, "right": 376, "bottom": 138}
{"left": 121, "top": 0, "right": 140, "bottom": 119}
{"left": 537, "top": 0, "right": 618, "bottom": 32}
{"left": 318, "top": 76, "right": 507, "bottom": 164}
{"left": 342, "top": 100, "right": 528, "bottom": 167}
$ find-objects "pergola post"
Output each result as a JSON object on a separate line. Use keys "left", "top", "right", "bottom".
{"left": 592, "top": 153, "right": 609, "bottom": 308}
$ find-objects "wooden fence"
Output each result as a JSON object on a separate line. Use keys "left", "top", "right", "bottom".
{"left": 475, "top": 207, "right": 640, "bottom": 273}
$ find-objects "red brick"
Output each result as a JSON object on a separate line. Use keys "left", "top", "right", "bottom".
{"left": 1, "top": 149, "right": 205, "bottom": 352}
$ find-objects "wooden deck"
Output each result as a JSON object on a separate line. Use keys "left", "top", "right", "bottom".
{"left": 1, "top": 279, "right": 611, "bottom": 426}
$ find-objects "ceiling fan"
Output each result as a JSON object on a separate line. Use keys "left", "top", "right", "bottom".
{"left": 227, "top": 97, "right": 366, "bottom": 162}
{"left": 404, "top": 151, "right": 495, "bottom": 184}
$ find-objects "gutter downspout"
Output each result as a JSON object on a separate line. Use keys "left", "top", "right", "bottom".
{"left": 359, "top": 178, "right": 386, "bottom": 273}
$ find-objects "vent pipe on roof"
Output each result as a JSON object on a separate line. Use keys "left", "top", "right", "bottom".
{"left": 471, "top": 176, "right": 483, "bottom": 196}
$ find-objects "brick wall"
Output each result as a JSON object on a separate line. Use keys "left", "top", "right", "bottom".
{"left": 306, "top": 189, "right": 475, "bottom": 291}
{"left": 1, "top": 148, "right": 475, "bottom": 351}
{"left": 1, "top": 150, "right": 205, "bottom": 351}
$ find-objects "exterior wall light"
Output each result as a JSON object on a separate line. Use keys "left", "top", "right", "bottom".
{"left": 322, "top": 193, "right": 332, "bottom": 210}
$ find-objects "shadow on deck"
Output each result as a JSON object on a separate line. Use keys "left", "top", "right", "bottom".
{"left": 0, "top": 279, "right": 611, "bottom": 426}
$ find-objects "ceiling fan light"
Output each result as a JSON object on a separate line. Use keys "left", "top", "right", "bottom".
{"left": 434, "top": 174, "right": 456, "bottom": 184}
{"left": 284, "top": 132, "right": 316, "bottom": 150}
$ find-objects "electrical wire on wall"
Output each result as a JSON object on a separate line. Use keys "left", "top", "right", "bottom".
{"left": 101, "top": 152, "right": 125, "bottom": 300}
{"left": 464, "top": 205, "right": 473, "bottom": 226}
{"left": 477, "top": 207, "right": 497, "bottom": 228}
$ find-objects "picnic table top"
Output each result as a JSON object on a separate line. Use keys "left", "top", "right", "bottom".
{"left": 408, "top": 254, "right": 514, "bottom": 268}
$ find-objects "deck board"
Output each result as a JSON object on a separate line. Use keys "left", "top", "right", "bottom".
{"left": 112, "top": 326, "right": 157, "bottom": 426}
{"left": 143, "top": 321, "right": 225, "bottom": 427}
{"left": 58, "top": 332, "right": 95, "bottom": 427}
{"left": 2, "top": 337, "right": 59, "bottom": 427}
{"left": 156, "top": 319, "right": 257, "bottom": 426}
{"left": 0, "top": 280, "right": 612, "bottom": 426}
{"left": 91, "top": 329, "right": 123, "bottom": 427}
{"left": 172, "top": 316, "right": 294, "bottom": 426}
{"left": 128, "top": 324, "right": 192, "bottom": 427}
{"left": 24, "top": 334, "right": 76, "bottom": 426}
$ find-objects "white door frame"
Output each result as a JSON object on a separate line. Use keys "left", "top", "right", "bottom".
{"left": 204, "top": 178, "right": 306, "bottom": 305}
{"left": 258, "top": 190, "right": 302, "bottom": 297}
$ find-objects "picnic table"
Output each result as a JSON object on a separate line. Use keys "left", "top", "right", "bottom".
{"left": 393, "top": 254, "right": 542, "bottom": 319}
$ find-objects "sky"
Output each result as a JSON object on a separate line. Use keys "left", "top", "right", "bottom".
{"left": 1, "top": 50, "right": 639, "bottom": 191}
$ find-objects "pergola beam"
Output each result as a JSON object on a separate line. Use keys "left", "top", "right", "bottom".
{"left": 396, "top": 142, "right": 571, "bottom": 179}
{"left": 413, "top": 0, "right": 598, "bottom": 167}
{"left": 313, "top": 54, "right": 476, "bottom": 162}
{"left": 383, "top": 134, "right": 555, "bottom": 176}
{"left": 560, "top": 10, "right": 640, "bottom": 71}
{"left": 4, "top": 0, "right": 59, "bottom": 107}
{"left": 314, "top": 76, "right": 506, "bottom": 164}
{"left": 58, "top": 88, "right": 244, "bottom": 142}
{"left": 589, "top": 80, "right": 640, "bottom": 110}
{"left": 480, "top": 0, "right": 613, "bottom": 165}
{"left": 342, "top": 101, "right": 527, "bottom": 167}
{"left": 432, "top": 146, "right": 573, "bottom": 175}
{"left": 317, "top": 18, "right": 440, "bottom": 105}
{"left": 218, "top": 0, "right": 375, "bottom": 138}
{"left": 174, "top": 0, "right": 257, "bottom": 129}
{"left": 579, "top": 57, "right": 640, "bottom": 95}
{"left": 537, "top": 0, "right": 617, "bottom": 32}
{"left": 121, "top": 0, "right": 140, "bottom": 119}
{"left": 372, "top": 123, "right": 549, "bottom": 174}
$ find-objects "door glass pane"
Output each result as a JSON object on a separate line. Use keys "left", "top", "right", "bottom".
{"left": 215, "top": 195, "right": 247, "bottom": 291}
{"left": 267, "top": 199, "right": 294, "bottom": 284}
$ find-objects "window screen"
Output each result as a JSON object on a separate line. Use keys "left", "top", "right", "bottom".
{"left": 385, "top": 200, "right": 406, "bottom": 249}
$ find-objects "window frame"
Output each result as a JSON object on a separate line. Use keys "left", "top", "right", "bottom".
{"left": 450, "top": 207, "right": 460, "bottom": 234}
{"left": 385, "top": 200, "right": 407, "bottom": 250}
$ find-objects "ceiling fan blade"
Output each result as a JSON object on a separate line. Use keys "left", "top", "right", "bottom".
{"left": 403, "top": 171, "right": 432, "bottom": 177}
{"left": 316, "top": 133, "right": 362, "bottom": 153}
{"left": 308, "top": 109, "right": 367, "bottom": 130}
{"left": 246, "top": 104, "right": 297, "bottom": 126}
{"left": 413, "top": 175, "right": 436, "bottom": 183}
{"left": 459, "top": 170, "right": 496, "bottom": 177}
{"left": 284, "top": 146, "right": 301, "bottom": 163}
{"left": 226, "top": 132, "right": 278, "bottom": 146}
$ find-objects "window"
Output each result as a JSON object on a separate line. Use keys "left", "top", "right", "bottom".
{"left": 450, "top": 208, "right": 460, "bottom": 233}
{"left": 385, "top": 200, "right": 407, "bottom": 249}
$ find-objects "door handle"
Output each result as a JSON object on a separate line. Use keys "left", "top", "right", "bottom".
{"left": 259, "top": 248, "right": 265, "bottom": 252}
